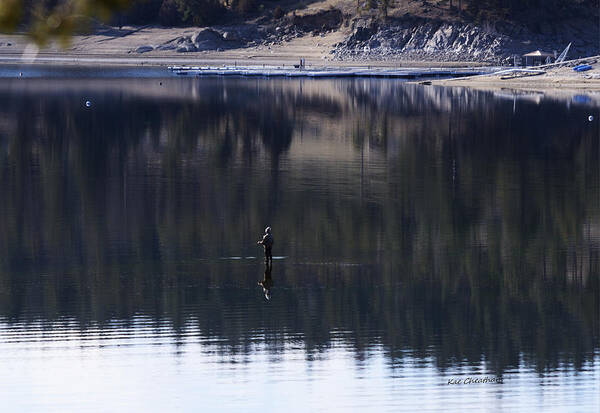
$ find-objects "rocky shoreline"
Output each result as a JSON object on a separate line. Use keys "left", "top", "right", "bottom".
{"left": 331, "top": 15, "right": 598, "bottom": 64}
{"left": 132, "top": 9, "right": 346, "bottom": 55}
{"left": 127, "top": 10, "right": 599, "bottom": 65}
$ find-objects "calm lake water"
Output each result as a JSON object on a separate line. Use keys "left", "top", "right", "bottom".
{"left": 0, "top": 76, "right": 598, "bottom": 412}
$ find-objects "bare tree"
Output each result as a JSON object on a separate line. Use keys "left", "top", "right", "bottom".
{"left": 380, "top": 0, "right": 391, "bottom": 18}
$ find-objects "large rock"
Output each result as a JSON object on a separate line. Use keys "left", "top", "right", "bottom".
{"left": 191, "top": 29, "right": 224, "bottom": 50}
{"left": 155, "top": 43, "right": 177, "bottom": 51}
{"left": 222, "top": 31, "right": 239, "bottom": 41}
{"left": 176, "top": 44, "right": 197, "bottom": 53}
{"left": 353, "top": 26, "right": 376, "bottom": 42}
{"left": 424, "top": 24, "right": 459, "bottom": 51}
{"left": 134, "top": 45, "right": 154, "bottom": 53}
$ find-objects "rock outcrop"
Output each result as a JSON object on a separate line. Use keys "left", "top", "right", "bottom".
{"left": 148, "top": 25, "right": 267, "bottom": 53}
{"left": 131, "top": 10, "right": 598, "bottom": 63}
{"left": 334, "top": 19, "right": 507, "bottom": 62}
{"left": 332, "top": 16, "right": 598, "bottom": 64}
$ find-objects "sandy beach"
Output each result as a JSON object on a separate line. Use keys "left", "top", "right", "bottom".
{"left": 430, "top": 64, "right": 600, "bottom": 92}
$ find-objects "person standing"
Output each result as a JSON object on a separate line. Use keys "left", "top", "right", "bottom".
{"left": 257, "top": 226, "right": 274, "bottom": 264}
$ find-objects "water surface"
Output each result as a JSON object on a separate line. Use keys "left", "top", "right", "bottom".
{"left": 0, "top": 77, "right": 598, "bottom": 411}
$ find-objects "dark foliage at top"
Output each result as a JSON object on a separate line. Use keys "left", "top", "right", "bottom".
{"left": 118, "top": 0, "right": 258, "bottom": 26}
{"left": 2, "top": 0, "right": 598, "bottom": 46}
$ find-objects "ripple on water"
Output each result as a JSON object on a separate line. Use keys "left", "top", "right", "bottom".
{"left": 0, "top": 315, "right": 598, "bottom": 412}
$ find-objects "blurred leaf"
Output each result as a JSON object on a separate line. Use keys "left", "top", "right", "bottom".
{"left": 0, "top": 0, "right": 131, "bottom": 47}
{"left": 0, "top": 0, "right": 22, "bottom": 32}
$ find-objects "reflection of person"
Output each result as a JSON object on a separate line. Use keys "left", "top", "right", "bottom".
{"left": 258, "top": 263, "right": 273, "bottom": 300}
{"left": 257, "top": 226, "right": 274, "bottom": 264}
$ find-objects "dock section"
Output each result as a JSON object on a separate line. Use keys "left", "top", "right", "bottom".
{"left": 168, "top": 65, "right": 496, "bottom": 79}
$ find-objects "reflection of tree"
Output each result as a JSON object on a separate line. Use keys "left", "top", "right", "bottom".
{"left": 0, "top": 79, "right": 597, "bottom": 375}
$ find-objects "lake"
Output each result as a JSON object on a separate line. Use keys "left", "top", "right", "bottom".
{"left": 0, "top": 75, "right": 598, "bottom": 412}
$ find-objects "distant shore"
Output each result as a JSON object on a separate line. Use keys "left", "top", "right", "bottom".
{"left": 2, "top": 30, "right": 600, "bottom": 93}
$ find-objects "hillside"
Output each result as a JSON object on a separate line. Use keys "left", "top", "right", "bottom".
{"left": 115, "top": 0, "right": 600, "bottom": 63}
{"left": 2, "top": 0, "right": 599, "bottom": 65}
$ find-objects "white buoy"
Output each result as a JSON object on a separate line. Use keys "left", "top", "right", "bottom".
{"left": 589, "top": 115, "right": 594, "bottom": 122}
{"left": 85, "top": 100, "right": 91, "bottom": 107}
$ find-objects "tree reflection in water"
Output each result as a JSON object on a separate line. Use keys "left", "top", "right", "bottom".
{"left": 0, "top": 77, "right": 597, "bottom": 376}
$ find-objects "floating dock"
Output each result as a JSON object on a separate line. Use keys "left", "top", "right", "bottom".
{"left": 167, "top": 65, "right": 495, "bottom": 79}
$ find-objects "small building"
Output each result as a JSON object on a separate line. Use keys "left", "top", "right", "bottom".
{"left": 523, "top": 50, "right": 555, "bottom": 66}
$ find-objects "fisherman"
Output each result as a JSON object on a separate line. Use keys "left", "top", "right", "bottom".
{"left": 257, "top": 226, "right": 274, "bottom": 264}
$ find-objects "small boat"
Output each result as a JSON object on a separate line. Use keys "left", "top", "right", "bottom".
{"left": 499, "top": 68, "right": 545, "bottom": 80}
{"left": 573, "top": 64, "right": 593, "bottom": 72}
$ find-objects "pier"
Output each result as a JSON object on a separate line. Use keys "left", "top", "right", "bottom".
{"left": 168, "top": 65, "right": 496, "bottom": 79}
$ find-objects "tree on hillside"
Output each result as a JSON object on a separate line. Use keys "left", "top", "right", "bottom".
{"left": 380, "top": 0, "right": 391, "bottom": 18}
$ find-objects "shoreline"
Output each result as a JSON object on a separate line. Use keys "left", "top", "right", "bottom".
{"left": 0, "top": 51, "right": 487, "bottom": 69}
{"left": 3, "top": 57, "right": 600, "bottom": 95}
{"left": 1, "top": 15, "right": 600, "bottom": 91}
{"left": 0, "top": 29, "right": 486, "bottom": 69}
{"left": 1, "top": 34, "right": 600, "bottom": 93}
{"left": 429, "top": 64, "right": 600, "bottom": 92}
